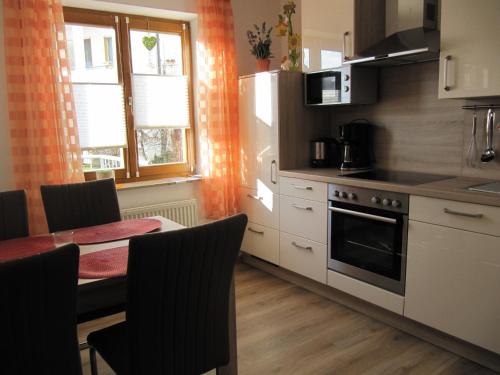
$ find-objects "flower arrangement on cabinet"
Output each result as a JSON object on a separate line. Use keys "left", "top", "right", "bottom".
{"left": 247, "top": 22, "right": 274, "bottom": 72}
{"left": 276, "top": 1, "right": 300, "bottom": 71}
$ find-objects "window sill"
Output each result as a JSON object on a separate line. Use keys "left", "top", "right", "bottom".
{"left": 115, "top": 175, "right": 202, "bottom": 191}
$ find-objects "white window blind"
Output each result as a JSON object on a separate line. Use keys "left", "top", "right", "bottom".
{"left": 73, "top": 83, "right": 127, "bottom": 149}
{"left": 132, "top": 74, "right": 190, "bottom": 129}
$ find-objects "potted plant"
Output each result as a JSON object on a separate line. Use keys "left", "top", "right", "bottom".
{"left": 247, "top": 22, "right": 274, "bottom": 72}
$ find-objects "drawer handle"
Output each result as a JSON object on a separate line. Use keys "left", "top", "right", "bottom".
{"left": 443, "top": 208, "right": 483, "bottom": 219}
{"left": 292, "top": 185, "right": 313, "bottom": 191}
{"left": 292, "top": 241, "right": 312, "bottom": 251}
{"left": 291, "top": 204, "right": 313, "bottom": 211}
{"left": 247, "top": 194, "right": 263, "bottom": 201}
{"left": 248, "top": 227, "right": 264, "bottom": 235}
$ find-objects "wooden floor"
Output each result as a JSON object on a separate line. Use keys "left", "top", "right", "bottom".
{"left": 78, "top": 263, "right": 497, "bottom": 375}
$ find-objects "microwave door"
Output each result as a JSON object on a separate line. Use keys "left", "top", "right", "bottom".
{"left": 305, "top": 71, "right": 341, "bottom": 105}
{"left": 321, "top": 73, "right": 340, "bottom": 104}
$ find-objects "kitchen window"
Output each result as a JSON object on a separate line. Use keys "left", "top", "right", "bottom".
{"left": 64, "top": 8, "right": 195, "bottom": 182}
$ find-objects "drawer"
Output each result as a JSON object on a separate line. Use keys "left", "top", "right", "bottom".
{"left": 279, "top": 177, "right": 327, "bottom": 202}
{"left": 410, "top": 196, "right": 500, "bottom": 237}
{"left": 327, "top": 270, "right": 404, "bottom": 314}
{"left": 241, "top": 222, "right": 279, "bottom": 265}
{"left": 280, "top": 232, "right": 327, "bottom": 283}
{"left": 240, "top": 187, "right": 279, "bottom": 229}
{"left": 279, "top": 195, "right": 327, "bottom": 244}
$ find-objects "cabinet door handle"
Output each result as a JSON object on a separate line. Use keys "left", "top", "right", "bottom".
{"left": 248, "top": 227, "right": 264, "bottom": 235}
{"left": 292, "top": 204, "right": 313, "bottom": 211}
{"left": 247, "top": 194, "right": 263, "bottom": 201}
{"left": 443, "top": 208, "right": 483, "bottom": 219}
{"left": 292, "top": 185, "right": 313, "bottom": 191}
{"left": 343, "top": 31, "right": 350, "bottom": 60}
{"left": 271, "top": 160, "right": 277, "bottom": 184}
{"left": 292, "top": 241, "right": 312, "bottom": 251}
{"left": 443, "top": 55, "right": 452, "bottom": 91}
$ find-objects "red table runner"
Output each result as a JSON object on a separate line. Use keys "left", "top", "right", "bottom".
{"left": 0, "top": 236, "right": 56, "bottom": 262}
{"left": 74, "top": 218, "right": 162, "bottom": 245}
{"left": 79, "top": 246, "right": 128, "bottom": 279}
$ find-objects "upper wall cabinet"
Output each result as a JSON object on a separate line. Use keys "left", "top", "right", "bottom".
{"left": 439, "top": 0, "right": 500, "bottom": 99}
{"left": 302, "top": 0, "right": 385, "bottom": 72}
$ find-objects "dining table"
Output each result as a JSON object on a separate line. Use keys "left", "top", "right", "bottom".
{"left": 0, "top": 216, "right": 238, "bottom": 375}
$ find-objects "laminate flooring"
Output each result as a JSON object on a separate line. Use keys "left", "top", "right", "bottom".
{"left": 78, "top": 263, "right": 497, "bottom": 375}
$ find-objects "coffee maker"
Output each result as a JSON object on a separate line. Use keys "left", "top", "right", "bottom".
{"left": 337, "top": 120, "right": 372, "bottom": 171}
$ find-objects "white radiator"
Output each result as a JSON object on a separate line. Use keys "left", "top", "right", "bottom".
{"left": 121, "top": 199, "right": 198, "bottom": 228}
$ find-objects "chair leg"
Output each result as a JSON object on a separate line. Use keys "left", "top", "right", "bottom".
{"left": 89, "top": 346, "right": 99, "bottom": 375}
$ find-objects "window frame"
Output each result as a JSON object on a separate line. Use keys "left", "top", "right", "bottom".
{"left": 63, "top": 7, "right": 196, "bottom": 183}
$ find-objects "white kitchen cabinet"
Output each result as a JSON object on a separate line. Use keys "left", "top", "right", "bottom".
{"left": 301, "top": 0, "right": 385, "bottom": 71}
{"left": 280, "top": 232, "right": 327, "bottom": 284}
{"left": 241, "top": 222, "right": 280, "bottom": 265}
{"left": 410, "top": 195, "right": 500, "bottom": 237}
{"left": 438, "top": 0, "right": 500, "bottom": 98}
{"left": 405, "top": 214, "right": 500, "bottom": 354}
{"left": 239, "top": 73, "right": 279, "bottom": 194}
{"left": 239, "top": 72, "right": 280, "bottom": 264}
{"left": 279, "top": 195, "right": 327, "bottom": 244}
{"left": 240, "top": 187, "right": 279, "bottom": 230}
{"left": 279, "top": 176, "right": 328, "bottom": 203}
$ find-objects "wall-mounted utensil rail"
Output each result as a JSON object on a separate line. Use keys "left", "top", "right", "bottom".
{"left": 462, "top": 104, "right": 500, "bottom": 110}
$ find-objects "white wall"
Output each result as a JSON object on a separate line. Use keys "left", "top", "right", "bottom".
{"left": 117, "top": 181, "right": 200, "bottom": 209}
{"left": 0, "top": 0, "right": 14, "bottom": 191}
{"left": 232, "top": 0, "right": 283, "bottom": 76}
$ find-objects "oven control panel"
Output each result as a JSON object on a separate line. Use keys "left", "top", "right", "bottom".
{"left": 328, "top": 184, "right": 409, "bottom": 214}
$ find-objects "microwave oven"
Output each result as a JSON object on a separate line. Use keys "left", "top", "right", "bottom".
{"left": 304, "top": 66, "right": 378, "bottom": 106}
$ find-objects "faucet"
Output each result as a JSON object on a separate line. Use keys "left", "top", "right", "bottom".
{"left": 481, "top": 108, "right": 495, "bottom": 162}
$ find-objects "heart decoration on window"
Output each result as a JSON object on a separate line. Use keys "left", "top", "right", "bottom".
{"left": 142, "top": 36, "right": 157, "bottom": 51}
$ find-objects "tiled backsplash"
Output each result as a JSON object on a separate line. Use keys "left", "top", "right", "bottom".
{"left": 332, "top": 61, "right": 500, "bottom": 180}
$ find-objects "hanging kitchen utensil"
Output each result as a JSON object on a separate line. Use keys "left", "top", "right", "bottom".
{"left": 466, "top": 109, "right": 478, "bottom": 167}
{"left": 481, "top": 108, "right": 495, "bottom": 163}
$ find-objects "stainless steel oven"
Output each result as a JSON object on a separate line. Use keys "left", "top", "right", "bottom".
{"left": 328, "top": 184, "right": 408, "bottom": 295}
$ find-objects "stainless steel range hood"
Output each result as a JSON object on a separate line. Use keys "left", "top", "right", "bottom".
{"left": 347, "top": 0, "right": 440, "bottom": 67}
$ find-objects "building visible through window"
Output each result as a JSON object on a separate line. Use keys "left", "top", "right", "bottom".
{"left": 103, "top": 36, "right": 114, "bottom": 66}
{"left": 84, "top": 38, "right": 93, "bottom": 68}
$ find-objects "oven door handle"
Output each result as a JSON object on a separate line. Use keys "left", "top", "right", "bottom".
{"left": 328, "top": 206, "right": 398, "bottom": 225}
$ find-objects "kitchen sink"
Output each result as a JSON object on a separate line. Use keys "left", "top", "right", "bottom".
{"left": 467, "top": 182, "right": 500, "bottom": 194}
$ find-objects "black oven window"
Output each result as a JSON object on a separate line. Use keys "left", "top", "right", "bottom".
{"left": 331, "top": 205, "right": 403, "bottom": 280}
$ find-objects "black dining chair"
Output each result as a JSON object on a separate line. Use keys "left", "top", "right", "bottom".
{"left": 87, "top": 213, "right": 248, "bottom": 375}
{"left": 0, "top": 244, "right": 82, "bottom": 375}
{"left": 0, "top": 189, "right": 29, "bottom": 241}
{"left": 41, "top": 178, "right": 121, "bottom": 233}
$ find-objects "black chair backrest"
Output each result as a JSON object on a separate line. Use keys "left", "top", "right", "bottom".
{"left": 0, "top": 244, "right": 82, "bottom": 375}
{"left": 126, "top": 213, "right": 247, "bottom": 375}
{"left": 41, "top": 179, "right": 121, "bottom": 233}
{"left": 0, "top": 189, "right": 29, "bottom": 241}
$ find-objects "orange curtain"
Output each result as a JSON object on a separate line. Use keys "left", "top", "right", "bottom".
{"left": 197, "top": 0, "right": 240, "bottom": 219}
{"left": 3, "top": 0, "right": 84, "bottom": 234}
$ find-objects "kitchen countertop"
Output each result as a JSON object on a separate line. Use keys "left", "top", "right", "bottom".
{"left": 279, "top": 168, "right": 500, "bottom": 208}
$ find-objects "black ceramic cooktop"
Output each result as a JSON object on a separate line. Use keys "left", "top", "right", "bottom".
{"left": 341, "top": 169, "right": 453, "bottom": 186}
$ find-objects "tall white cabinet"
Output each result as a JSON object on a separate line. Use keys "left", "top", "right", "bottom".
{"left": 438, "top": 0, "right": 500, "bottom": 98}
{"left": 239, "top": 72, "right": 280, "bottom": 264}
